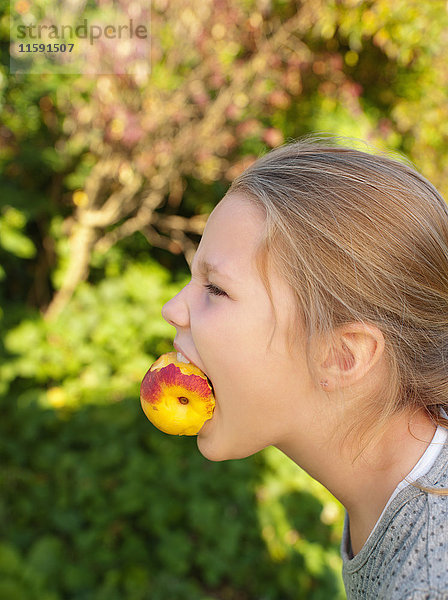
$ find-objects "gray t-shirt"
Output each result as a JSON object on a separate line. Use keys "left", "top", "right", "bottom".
{"left": 341, "top": 440, "right": 448, "bottom": 599}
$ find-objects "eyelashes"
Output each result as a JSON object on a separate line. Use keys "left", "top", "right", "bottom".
{"left": 204, "top": 283, "right": 227, "bottom": 297}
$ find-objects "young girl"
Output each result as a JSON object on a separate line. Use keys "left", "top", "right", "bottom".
{"left": 161, "top": 135, "right": 448, "bottom": 599}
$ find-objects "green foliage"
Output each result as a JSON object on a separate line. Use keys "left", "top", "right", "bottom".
{"left": 0, "top": 206, "right": 36, "bottom": 259}
{"left": 1, "top": 258, "right": 184, "bottom": 408}
{"left": 0, "top": 392, "right": 344, "bottom": 599}
{"left": 2, "top": 0, "right": 448, "bottom": 597}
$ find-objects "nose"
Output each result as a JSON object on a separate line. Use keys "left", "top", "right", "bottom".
{"left": 161, "top": 285, "right": 190, "bottom": 329}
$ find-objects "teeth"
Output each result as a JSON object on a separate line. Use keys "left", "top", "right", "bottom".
{"left": 177, "top": 352, "right": 190, "bottom": 364}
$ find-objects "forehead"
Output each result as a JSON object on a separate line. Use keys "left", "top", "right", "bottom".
{"left": 194, "top": 194, "right": 266, "bottom": 278}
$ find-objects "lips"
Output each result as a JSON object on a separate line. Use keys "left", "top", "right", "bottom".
{"left": 173, "top": 342, "right": 192, "bottom": 363}
{"left": 174, "top": 342, "right": 204, "bottom": 374}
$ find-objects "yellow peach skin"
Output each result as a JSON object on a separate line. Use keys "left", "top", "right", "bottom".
{"left": 140, "top": 351, "right": 215, "bottom": 436}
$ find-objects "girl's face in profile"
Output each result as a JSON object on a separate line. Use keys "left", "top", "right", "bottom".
{"left": 162, "top": 193, "right": 318, "bottom": 461}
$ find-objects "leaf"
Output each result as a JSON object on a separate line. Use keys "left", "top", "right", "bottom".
{"left": 0, "top": 221, "right": 36, "bottom": 258}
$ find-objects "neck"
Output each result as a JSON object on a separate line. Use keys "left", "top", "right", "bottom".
{"left": 276, "top": 408, "right": 436, "bottom": 556}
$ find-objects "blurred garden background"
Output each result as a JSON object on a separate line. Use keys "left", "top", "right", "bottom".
{"left": 1, "top": 0, "right": 448, "bottom": 598}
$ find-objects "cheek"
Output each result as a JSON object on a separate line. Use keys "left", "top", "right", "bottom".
{"left": 197, "top": 353, "right": 308, "bottom": 461}
{"left": 190, "top": 300, "right": 239, "bottom": 361}
{"left": 216, "top": 358, "right": 291, "bottom": 425}
{"left": 190, "top": 291, "right": 288, "bottom": 404}
{"left": 197, "top": 378, "right": 287, "bottom": 462}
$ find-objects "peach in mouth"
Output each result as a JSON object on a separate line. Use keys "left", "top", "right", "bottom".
{"left": 140, "top": 351, "right": 215, "bottom": 436}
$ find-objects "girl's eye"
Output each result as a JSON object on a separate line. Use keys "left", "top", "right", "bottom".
{"left": 204, "top": 283, "right": 227, "bottom": 297}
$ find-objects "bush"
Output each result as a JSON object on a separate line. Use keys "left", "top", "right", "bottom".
{"left": 1, "top": 258, "right": 344, "bottom": 599}
{"left": 0, "top": 393, "right": 344, "bottom": 599}
{"left": 1, "top": 259, "right": 183, "bottom": 408}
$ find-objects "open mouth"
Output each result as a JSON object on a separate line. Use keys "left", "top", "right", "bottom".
{"left": 177, "top": 351, "right": 215, "bottom": 396}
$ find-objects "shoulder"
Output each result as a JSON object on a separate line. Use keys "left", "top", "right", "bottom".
{"left": 387, "top": 489, "right": 448, "bottom": 596}
{"left": 343, "top": 443, "right": 448, "bottom": 599}
{"left": 343, "top": 488, "right": 448, "bottom": 599}
{"left": 381, "top": 491, "right": 448, "bottom": 597}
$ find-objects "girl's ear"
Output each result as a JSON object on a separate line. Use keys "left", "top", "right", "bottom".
{"left": 319, "top": 322, "right": 385, "bottom": 391}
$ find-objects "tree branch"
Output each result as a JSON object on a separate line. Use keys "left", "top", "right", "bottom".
{"left": 44, "top": 222, "right": 98, "bottom": 321}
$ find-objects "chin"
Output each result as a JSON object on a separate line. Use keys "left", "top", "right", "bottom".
{"left": 196, "top": 433, "right": 230, "bottom": 462}
{"left": 196, "top": 432, "right": 265, "bottom": 462}
{"left": 197, "top": 441, "right": 229, "bottom": 462}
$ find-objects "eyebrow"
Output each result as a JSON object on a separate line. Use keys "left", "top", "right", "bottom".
{"left": 193, "top": 257, "right": 234, "bottom": 282}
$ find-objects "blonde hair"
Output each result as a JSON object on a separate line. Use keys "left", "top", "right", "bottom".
{"left": 227, "top": 135, "right": 448, "bottom": 466}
